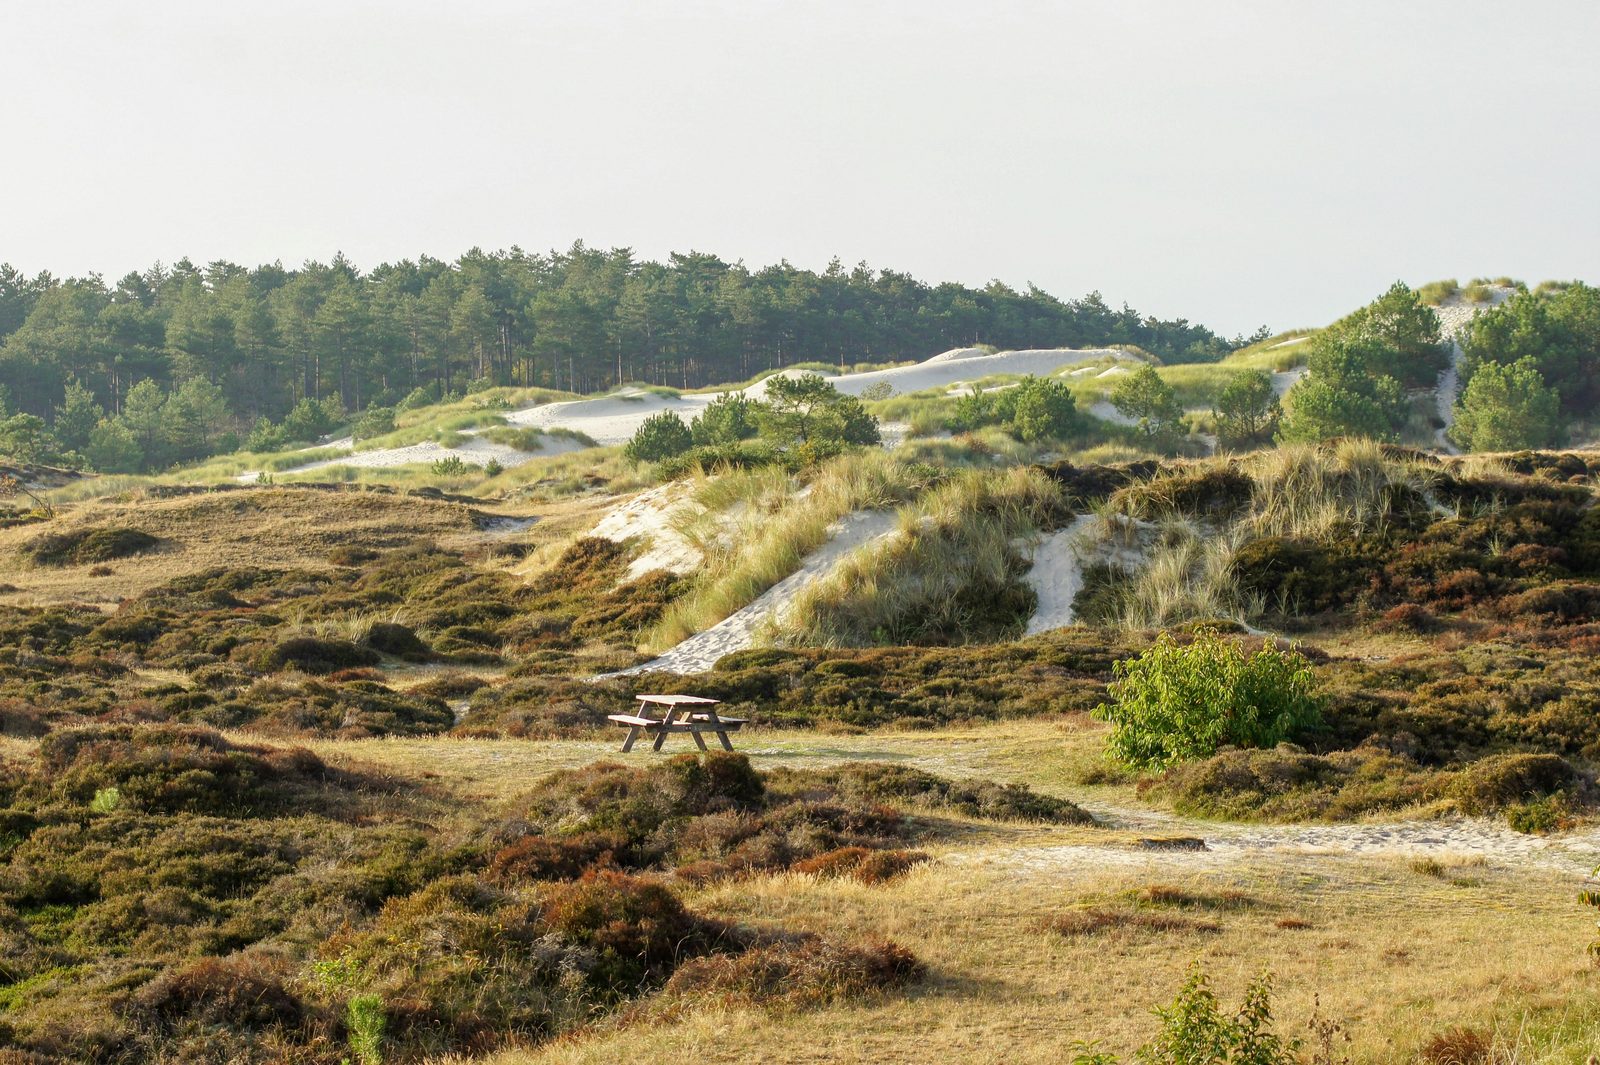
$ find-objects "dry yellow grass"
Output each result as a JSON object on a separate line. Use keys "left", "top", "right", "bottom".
{"left": 0, "top": 485, "right": 569, "bottom": 605}
{"left": 445, "top": 854, "right": 1594, "bottom": 1065}
{"left": 290, "top": 718, "right": 1129, "bottom": 807}
{"left": 280, "top": 722, "right": 1600, "bottom": 1064}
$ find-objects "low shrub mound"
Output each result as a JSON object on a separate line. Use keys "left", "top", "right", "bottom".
{"left": 22, "top": 526, "right": 161, "bottom": 566}
{"left": 0, "top": 745, "right": 928, "bottom": 1064}
{"left": 255, "top": 637, "right": 380, "bottom": 675}
{"left": 779, "top": 761, "right": 1094, "bottom": 824}
{"left": 791, "top": 846, "right": 929, "bottom": 883}
{"left": 1151, "top": 743, "right": 1447, "bottom": 822}
{"left": 657, "top": 935, "right": 924, "bottom": 1009}
{"left": 1450, "top": 752, "right": 1575, "bottom": 815}
{"left": 488, "top": 754, "right": 1075, "bottom": 884}
{"left": 361, "top": 621, "right": 431, "bottom": 660}
{"left": 26, "top": 723, "right": 348, "bottom": 818}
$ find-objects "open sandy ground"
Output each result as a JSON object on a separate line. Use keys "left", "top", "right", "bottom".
{"left": 503, "top": 347, "right": 1123, "bottom": 447}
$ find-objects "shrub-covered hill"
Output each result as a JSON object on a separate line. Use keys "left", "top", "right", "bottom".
{"left": 4, "top": 445, "right": 1600, "bottom": 831}
{"left": 0, "top": 730, "right": 1088, "bottom": 1063}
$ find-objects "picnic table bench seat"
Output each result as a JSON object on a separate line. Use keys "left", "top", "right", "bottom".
{"left": 609, "top": 695, "right": 746, "bottom": 753}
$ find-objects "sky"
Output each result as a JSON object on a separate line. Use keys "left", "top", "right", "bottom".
{"left": 2, "top": 0, "right": 1597, "bottom": 337}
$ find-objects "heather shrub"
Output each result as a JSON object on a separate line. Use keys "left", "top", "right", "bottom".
{"left": 1094, "top": 629, "right": 1324, "bottom": 770}
{"left": 22, "top": 526, "right": 160, "bottom": 566}
{"left": 791, "top": 846, "right": 929, "bottom": 883}
{"left": 1449, "top": 752, "right": 1574, "bottom": 815}
{"left": 254, "top": 637, "right": 380, "bottom": 675}
{"left": 1152, "top": 744, "right": 1445, "bottom": 822}
{"left": 659, "top": 935, "right": 923, "bottom": 1009}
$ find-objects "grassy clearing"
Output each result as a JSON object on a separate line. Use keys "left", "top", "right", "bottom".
{"left": 0, "top": 486, "right": 503, "bottom": 604}
{"left": 1221, "top": 331, "right": 1315, "bottom": 372}
{"left": 643, "top": 451, "right": 934, "bottom": 651}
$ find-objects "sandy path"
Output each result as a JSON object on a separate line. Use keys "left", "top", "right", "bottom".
{"left": 1432, "top": 288, "right": 1515, "bottom": 452}
{"left": 1022, "top": 515, "right": 1099, "bottom": 634}
{"left": 1022, "top": 515, "right": 1148, "bottom": 635}
{"left": 964, "top": 798, "right": 1600, "bottom": 878}
{"left": 612, "top": 510, "right": 900, "bottom": 675}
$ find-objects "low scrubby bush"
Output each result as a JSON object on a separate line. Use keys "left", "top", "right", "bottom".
{"left": 791, "top": 846, "right": 929, "bottom": 883}
{"left": 1450, "top": 752, "right": 1575, "bottom": 815}
{"left": 1094, "top": 629, "right": 1324, "bottom": 770}
{"left": 254, "top": 637, "right": 381, "bottom": 675}
{"left": 22, "top": 526, "right": 160, "bottom": 566}
{"left": 658, "top": 935, "right": 923, "bottom": 1009}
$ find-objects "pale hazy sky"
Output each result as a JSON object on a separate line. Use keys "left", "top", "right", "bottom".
{"left": 3, "top": 0, "right": 1596, "bottom": 336}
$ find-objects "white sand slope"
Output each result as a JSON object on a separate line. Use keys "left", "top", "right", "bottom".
{"left": 1022, "top": 515, "right": 1148, "bottom": 635}
{"left": 1270, "top": 367, "right": 1307, "bottom": 398}
{"left": 1433, "top": 287, "right": 1515, "bottom": 452}
{"left": 612, "top": 510, "right": 900, "bottom": 675}
{"left": 1087, "top": 400, "right": 1136, "bottom": 427}
{"left": 588, "top": 483, "right": 703, "bottom": 581}
{"left": 1023, "top": 515, "right": 1099, "bottom": 634}
{"left": 505, "top": 348, "right": 1124, "bottom": 446}
{"left": 245, "top": 346, "right": 1123, "bottom": 480}
{"left": 238, "top": 427, "right": 588, "bottom": 482}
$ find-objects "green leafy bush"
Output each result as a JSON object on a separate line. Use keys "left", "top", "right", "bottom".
{"left": 1093, "top": 630, "right": 1324, "bottom": 770}
{"left": 691, "top": 392, "right": 760, "bottom": 445}
{"left": 351, "top": 405, "right": 396, "bottom": 441}
{"left": 624, "top": 410, "right": 694, "bottom": 463}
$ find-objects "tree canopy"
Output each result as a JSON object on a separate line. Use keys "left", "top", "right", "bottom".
{"left": 1450, "top": 357, "right": 1564, "bottom": 452}
{"left": 1463, "top": 283, "right": 1600, "bottom": 417}
{"left": 0, "top": 247, "right": 1245, "bottom": 471}
{"left": 1277, "top": 281, "right": 1440, "bottom": 443}
{"left": 1111, "top": 365, "right": 1185, "bottom": 441}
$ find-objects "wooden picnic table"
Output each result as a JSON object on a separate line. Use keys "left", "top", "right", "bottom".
{"left": 608, "top": 694, "right": 747, "bottom": 753}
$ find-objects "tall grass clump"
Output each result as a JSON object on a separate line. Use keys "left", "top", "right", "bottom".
{"left": 643, "top": 450, "right": 933, "bottom": 651}
{"left": 1242, "top": 439, "right": 1436, "bottom": 541}
{"left": 1105, "top": 519, "right": 1253, "bottom": 630}
{"left": 1087, "top": 440, "right": 1435, "bottom": 629}
{"left": 1417, "top": 278, "right": 1462, "bottom": 306}
{"left": 779, "top": 466, "right": 1067, "bottom": 645}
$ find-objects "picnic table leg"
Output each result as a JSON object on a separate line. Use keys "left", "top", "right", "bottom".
{"left": 702, "top": 709, "right": 735, "bottom": 751}
{"left": 621, "top": 725, "right": 641, "bottom": 753}
{"left": 690, "top": 728, "right": 709, "bottom": 751}
{"left": 651, "top": 728, "right": 669, "bottom": 751}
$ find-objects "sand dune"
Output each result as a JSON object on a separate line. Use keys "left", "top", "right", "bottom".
{"left": 610, "top": 510, "right": 900, "bottom": 676}
{"left": 505, "top": 347, "right": 1125, "bottom": 446}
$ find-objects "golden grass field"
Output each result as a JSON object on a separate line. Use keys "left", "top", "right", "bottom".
{"left": 264, "top": 720, "right": 1600, "bottom": 1065}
